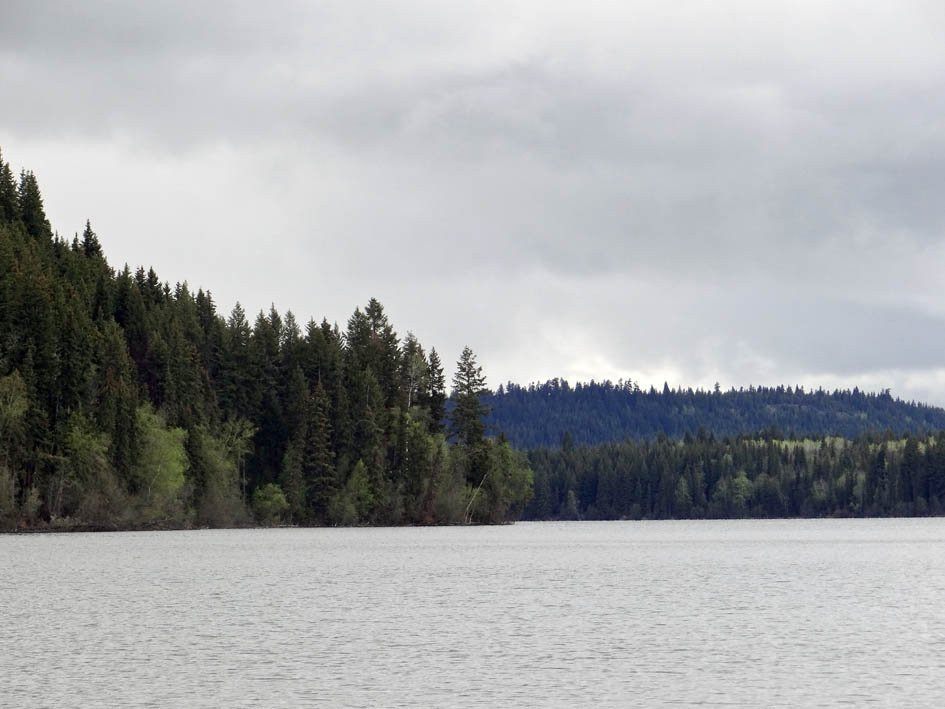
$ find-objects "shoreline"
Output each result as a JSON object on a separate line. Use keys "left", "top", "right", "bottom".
{"left": 3, "top": 514, "right": 938, "bottom": 535}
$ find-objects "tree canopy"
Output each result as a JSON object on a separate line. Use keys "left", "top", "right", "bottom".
{"left": 486, "top": 379, "right": 945, "bottom": 448}
{"left": 0, "top": 148, "right": 531, "bottom": 530}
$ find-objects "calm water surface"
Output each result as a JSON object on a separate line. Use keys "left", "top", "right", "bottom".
{"left": 3, "top": 519, "right": 945, "bottom": 707}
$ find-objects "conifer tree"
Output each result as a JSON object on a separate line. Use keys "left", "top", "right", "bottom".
{"left": 427, "top": 348, "right": 446, "bottom": 435}
{"left": 450, "top": 346, "right": 488, "bottom": 446}
{"left": 219, "top": 303, "right": 252, "bottom": 418}
{"left": 304, "top": 382, "right": 336, "bottom": 522}
{"left": 96, "top": 321, "right": 140, "bottom": 483}
{"left": 17, "top": 171, "right": 51, "bottom": 241}
{"left": 81, "top": 220, "right": 102, "bottom": 258}
{"left": 0, "top": 151, "right": 19, "bottom": 223}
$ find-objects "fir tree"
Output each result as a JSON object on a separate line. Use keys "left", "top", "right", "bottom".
{"left": 450, "top": 346, "right": 488, "bottom": 446}
{"left": 81, "top": 220, "right": 102, "bottom": 258}
{"left": 304, "top": 382, "right": 336, "bottom": 522}
{"left": 427, "top": 348, "right": 446, "bottom": 435}
{"left": 0, "top": 150, "right": 19, "bottom": 223}
{"left": 17, "top": 171, "right": 51, "bottom": 242}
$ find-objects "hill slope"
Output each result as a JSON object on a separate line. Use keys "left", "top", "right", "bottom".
{"left": 485, "top": 380, "right": 945, "bottom": 448}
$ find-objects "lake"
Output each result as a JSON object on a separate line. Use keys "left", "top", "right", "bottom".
{"left": 3, "top": 519, "right": 945, "bottom": 707}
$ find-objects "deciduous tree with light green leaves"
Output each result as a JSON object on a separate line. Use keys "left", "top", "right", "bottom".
{"left": 135, "top": 405, "right": 188, "bottom": 522}
{"left": 252, "top": 483, "right": 289, "bottom": 526}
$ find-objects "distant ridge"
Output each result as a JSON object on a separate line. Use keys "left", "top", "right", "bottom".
{"left": 485, "top": 380, "right": 945, "bottom": 448}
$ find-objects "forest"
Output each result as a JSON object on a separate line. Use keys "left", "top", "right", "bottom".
{"left": 4, "top": 146, "right": 945, "bottom": 530}
{"left": 487, "top": 379, "right": 945, "bottom": 448}
{"left": 525, "top": 431, "right": 945, "bottom": 520}
{"left": 0, "top": 148, "right": 532, "bottom": 530}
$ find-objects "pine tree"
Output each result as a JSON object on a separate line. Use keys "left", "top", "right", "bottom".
{"left": 427, "top": 348, "right": 446, "bottom": 435}
{"left": 96, "top": 321, "right": 140, "bottom": 484}
{"left": 901, "top": 436, "right": 922, "bottom": 505}
{"left": 280, "top": 371, "right": 310, "bottom": 523}
{"left": 0, "top": 151, "right": 19, "bottom": 223}
{"left": 304, "top": 382, "right": 336, "bottom": 522}
{"left": 17, "top": 171, "right": 51, "bottom": 242}
{"left": 219, "top": 303, "right": 252, "bottom": 418}
{"left": 450, "top": 346, "right": 488, "bottom": 446}
{"left": 348, "top": 366, "right": 385, "bottom": 506}
{"left": 348, "top": 299, "right": 401, "bottom": 409}
{"left": 81, "top": 220, "right": 103, "bottom": 258}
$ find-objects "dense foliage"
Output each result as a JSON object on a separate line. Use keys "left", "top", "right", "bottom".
{"left": 0, "top": 149, "right": 532, "bottom": 530}
{"left": 487, "top": 379, "right": 945, "bottom": 448}
{"left": 526, "top": 431, "right": 945, "bottom": 520}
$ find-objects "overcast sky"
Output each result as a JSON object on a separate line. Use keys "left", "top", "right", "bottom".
{"left": 3, "top": 1, "right": 945, "bottom": 402}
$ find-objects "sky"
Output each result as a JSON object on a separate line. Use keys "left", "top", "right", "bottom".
{"left": 3, "top": 1, "right": 945, "bottom": 403}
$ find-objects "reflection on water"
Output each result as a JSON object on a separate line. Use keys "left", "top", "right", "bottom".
{"left": 3, "top": 519, "right": 945, "bottom": 707}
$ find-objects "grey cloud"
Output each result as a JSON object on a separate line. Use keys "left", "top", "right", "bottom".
{"left": 707, "top": 295, "right": 945, "bottom": 375}
{"left": 3, "top": 1, "right": 945, "bottom": 402}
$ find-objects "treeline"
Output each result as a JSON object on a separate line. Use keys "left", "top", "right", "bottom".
{"left": 526, "top": 431, "right": 945, "bottom": 520}
{"left": 0, "top": 148, "right": 531, "bottom": 530}
{"left": 487, "top": 379, "right": 945, "bottom": 448}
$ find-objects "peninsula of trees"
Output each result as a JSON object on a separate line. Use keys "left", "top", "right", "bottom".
{"left": 0, "top": 149, "right": 531, "bottom": 530}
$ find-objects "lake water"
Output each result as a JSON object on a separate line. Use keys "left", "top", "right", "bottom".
{"left": 3, "top": 519, "right": 945, "bottom": 707}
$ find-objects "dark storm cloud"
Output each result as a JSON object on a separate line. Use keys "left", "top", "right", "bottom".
{"left": 3, "top": 1, "right": 945, "bottom": 402}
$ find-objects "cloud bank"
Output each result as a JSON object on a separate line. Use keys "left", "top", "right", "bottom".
{"left": 3, "top": 1, "right": 945, "bottom": 402}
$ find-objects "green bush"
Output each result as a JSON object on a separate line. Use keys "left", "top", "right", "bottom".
{"left": 252, "top": 483, "right": 289, "bottom": 526}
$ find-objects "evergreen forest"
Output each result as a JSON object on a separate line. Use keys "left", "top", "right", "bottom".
{"left": 3, "top": 147, "right": 945, "bottom": 530}
{"left": 0, "top": 149, "right": 531, "bottom": 530}
{"left": 487, "top": 380, "right": 945, "bottom": 449}
{"left": 526, "top": 431, "right": 945, "bottom": 520}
